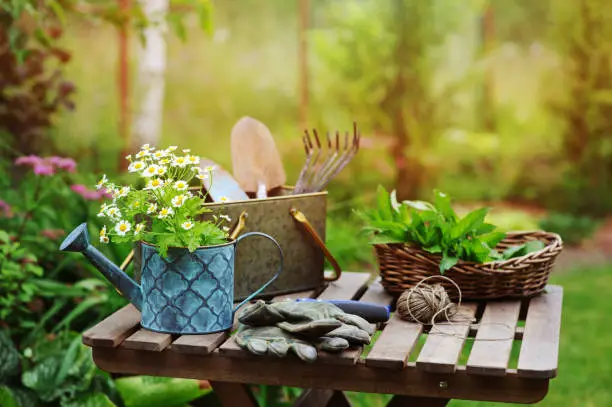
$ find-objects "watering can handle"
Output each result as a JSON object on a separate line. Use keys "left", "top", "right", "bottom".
{"left": 233, "top": 232, "right": 283, "bottom": 312}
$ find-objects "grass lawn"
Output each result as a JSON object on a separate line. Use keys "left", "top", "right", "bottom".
{"left": 346, "top": 264, "right": 612, "bottom": 407}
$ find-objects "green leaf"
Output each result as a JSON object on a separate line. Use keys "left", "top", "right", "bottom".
{"left": 376, "top": 185, "right": 395, "bottom": 221}
{"left": 0, "top": 386, "right": 19, "bottom": 407}
{"left": 60, "top": 393, "right": 117, "bottom": 407}
{"left": 451, "top": 207, "right": 489, "bottom": 239}
{"left": 116, "top": 376, "right": 210, "bottom": 407}
{"left": 423, "top": 245, "right": 442, "bottom": 254}
{"left": 439, "top": 255, "right": 459, "bottom": 274}
{"left": 0, "top": 331, "right": 20, "bottom": 383}
{"left": 475, "top": 222, "right": 497, "bottom": 235}
{"left": 433, "top": 190, "right": 457, "bottom": 222}
{"left": 479, "top": 231, "right": 506, "bottom": 248}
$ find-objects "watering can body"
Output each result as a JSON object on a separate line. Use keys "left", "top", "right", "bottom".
{"left": 59, "top": 223, "right": 283, "bottom": 335}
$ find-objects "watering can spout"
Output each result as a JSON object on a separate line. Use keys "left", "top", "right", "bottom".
{"left": 59, "top": 223, "right": 143, "bottom": 311}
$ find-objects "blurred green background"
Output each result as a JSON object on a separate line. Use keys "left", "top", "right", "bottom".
{"left": 2, "top": 0, "right": 612, "bottom": 406}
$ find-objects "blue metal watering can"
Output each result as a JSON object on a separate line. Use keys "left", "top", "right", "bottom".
{"left": 59, "top": 223, "right": 283, "bottom": 335}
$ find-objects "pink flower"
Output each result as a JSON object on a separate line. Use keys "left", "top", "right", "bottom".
{"left": 0, "top": 200, "right": 13, "bottom": 218}
{"left": 49, "top": 156, "right": 77, "bottom": 172}
{"left": 33, "top": 163, "right": 55, "bottom": 176}
{"left": 15, "top": 155, "right": 77, "bottom": 175}
{"left": 15, "top": 155, "right": 43, "bottom": 166}
{"left": 70, "top": 184, "right": 88, "bottom": 194}
{"left": 71, "top": 184, "right": 109, "bottom": 201}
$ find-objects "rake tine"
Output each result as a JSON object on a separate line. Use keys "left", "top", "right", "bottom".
{"left": 302, "top": 129, "right": 324, "bottom": 192}
{"left": 295, "top": 132, "right": 314, "bottom": 193}
{"left": 316, "top": 123, "right": 360, "bottom": 191}
{"left": 313, "top": 129, "right": 342, "bottom": 189}
{"left": 314, "top": 129, "right": 351, "bottom": 191}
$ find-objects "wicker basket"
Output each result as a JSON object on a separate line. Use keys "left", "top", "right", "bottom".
{"left": 374, "top": 231, "right": 563, "bottom": 300}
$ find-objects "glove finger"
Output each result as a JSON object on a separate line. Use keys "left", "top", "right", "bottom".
{"left": 336, "top": 313, "right": 376, "bottom": 335}
{"left": 318, "top": 336, "right": 349, "bottom": 352}
{"left": 268, "top": 340, "right": 290, "bottom": 358}
{"left": 277, "top": 319, "right": 341, "bottom": 338}
{"left": 326, "top": 325, "right": 371, "bottom": 344}
{"left": 245, "top": 338, "right": 269, "bottom": 356}
{"left": 291, "top": 342, "right": 318, "bottom": 363}
{"left": 238, "top": 300, "right": 285, "bottom": 326}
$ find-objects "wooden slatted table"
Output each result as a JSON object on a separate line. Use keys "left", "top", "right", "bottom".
{"left": 83, "top": 272, "right": 563, "bottom": 407}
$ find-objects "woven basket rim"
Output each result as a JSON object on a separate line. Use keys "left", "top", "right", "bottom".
{"left": 372, "top": 230, "right": 563, "bottom": 271}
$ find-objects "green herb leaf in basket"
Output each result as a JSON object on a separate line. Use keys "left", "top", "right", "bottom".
{"left": 357, "top": 186, "right": 547, "bottom": 274}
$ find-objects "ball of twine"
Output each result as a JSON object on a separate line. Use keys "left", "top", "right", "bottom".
{"left": 396, "top": 275, "right": 462, "bottom": 325}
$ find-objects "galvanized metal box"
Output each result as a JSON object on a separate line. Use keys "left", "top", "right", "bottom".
{"left": 201, "top": 188, "right": 328, "bottom": 300}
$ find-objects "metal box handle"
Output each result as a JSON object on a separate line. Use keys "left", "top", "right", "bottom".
{"left": 290, "top": 207, "right": 342, "bottom": 282}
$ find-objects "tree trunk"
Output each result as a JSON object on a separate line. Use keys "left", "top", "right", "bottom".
{"left": 130, "top": 0, "right": 169, "bottom": 152}
{"left": 298, "top": 0, "right": 310, "bottom": 130}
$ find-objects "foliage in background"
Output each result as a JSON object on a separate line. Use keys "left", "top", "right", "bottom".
{"left": 545, "top": 0, "right": 612, "bottom": 216}
{"left": 312, "top": 0, "right": 481, "bottom": 200}
{"left": 538, "top": 212, "right": 600, "bottom": 246}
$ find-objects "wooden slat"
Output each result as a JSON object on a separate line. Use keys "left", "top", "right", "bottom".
{"left": 357, "top": 279, "right": 393, "bottom": 306}
{"left": 466, "top": 300, "right": 521, "bottom": 376}
{"left": 122, "top": 329, "right": 172, "bottom": 351}
{"left": 171, "top": 332, "right": 229, "bottom": 355}
{"left": 469, "top": 324, "right": 524, "bottom": 340}
{"left": 82, "top": 304, "right": 140, "bottom": 348}
{"left": 365, "top": 314, "right": 422, "bottom": 370}
{"left": 316, "top": 272, "right": 371, "bottom": 301}
{"left": 93, "top": 346, "right": 550, "bottom": 404}
{"left": 517, "top": 285, "right": 563, "bottom": 378}
{"left": 416, "top": 303, "right": 478, "bottom": 373}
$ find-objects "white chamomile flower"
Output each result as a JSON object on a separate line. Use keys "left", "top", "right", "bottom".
{"left": 143, "top": 164, "right": 160, "bottom": 177}
{"left": 135, "top": 150, "right": 150, "bottom": 159}
{"left": 100, "top": 235, "right": 109, "bottom": 244}
{"left": 146, "top": 178, "right": 164, "bottom": 190}
{"left": 195, "top": 173, "right": 209, "bottom": 181}
{"left": 157, "top": 207, "right": 174, "bottom": 219}
{"left": 219, "top": 196, "right": 230, "bottom": 203}
{"left": 181, "top": 220, "right": 194, "bottom": 230}
{"left": 146, "top": 203, "right": 157, "bottom": 214}
{"left": 125, "top": 154, "right": 132, "bottom": 161}
{"left": 141, "top": 143, "right": 152, "bottom": 151}
{"left": 171, "top": 194, "right": 188, "bottom": 207}
{"left": 183, "top": 149, "right": 191, "bottom": 153}
{"left": 186, "top": 155, "right": 200, "bottom": 165}
{"left": 167, "top": 146, "right": 178, "bottom": 152}
{"left": 115, "top": 186, "right": 130, "bottom": 198}
{"left": 203, "top": 165, "right": 217, "bottom": 172}
{"left": 96, "top": 174, "right": 108, "bottom": 190}
{"left": 220, "top": 214, "right": 231, "bottom": 222}
{"left": 222, "top": 226, "right": 230, "bottom": 232}
{"left": 97, "top": 203, "right": 109, "bottom": 217}
{"left": 173, "top": 156, "right": 188, "bottom": 168}
{"left": 156, "top": 166, "right": 167, "bottom": 176}
{"left": 100, "top": 226, "right": 107, "bottom": 237}
{"left": 115, "top": 220, "right": 131, "bottom": 236}
{"left": 174, "top": 180, "right": 188, "bottom": 191}
{"left": 152, "top": 149, "right": 168, "bottom": 160}
{"left": 135, "top": 223, "right": 145, "bottom": 234}
{"left": 160, "top": 158, "right": 170, "bottom": 165}
{"left": 128, "top": 160, "right": 146, "bottom": 172}
{"left": 106, "top": 207, "right": 121, "bottom": 219}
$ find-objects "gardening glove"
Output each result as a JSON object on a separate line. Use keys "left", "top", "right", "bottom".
{"left": 234, "top": 324, "right": 348, "bottom": 363}
{"left": 238, "top": 300, "right": 375, "bottom": 345}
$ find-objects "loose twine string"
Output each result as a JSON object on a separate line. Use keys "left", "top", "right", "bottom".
{"left": 396, "top": 275, "right": 515, "bottom": 341}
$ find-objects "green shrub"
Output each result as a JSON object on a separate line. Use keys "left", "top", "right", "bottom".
{"left": 538, "top": 212, "right": 600, "bottom": 246}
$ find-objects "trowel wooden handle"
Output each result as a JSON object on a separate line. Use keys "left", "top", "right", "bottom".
{"left": 290, "top": 207, "right": 341, "bottom": 282}
{"left": 120, "top": 250, "right": 134, "bottom": 271}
